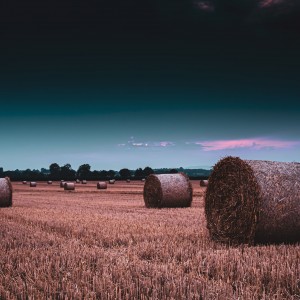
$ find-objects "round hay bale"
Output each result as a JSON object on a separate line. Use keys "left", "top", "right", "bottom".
{"left": 109, "top": 179, "right": 115, "bottom": 184}
{"left": 47, "top": 180, "right": 53, "bottom": 184}
{"left": 143, "top": 173, "right": 193, "bottom": 208}
{"left": 0, "top": 177, "right": 12, "bottom": 207}
{"left": 82, "top": 180, "right": 87, "bottom": 184}
{"left": 30, "top": 182, "right": 37, "bottom": 187}
{"left": 22, "top": 181, "right": 27, "bottom": 184}
{"left": 141, "top": 178, "right": 146, "bottom": 182}
{"left": 60, "top": 181, "right": 66, "bottom": 188}
{"left": 205, "top": 156, "right": 300, "bottom": 245}
{"left": 200, "top": 179, "right": 208, "bottom": 187}
{"left": 97, "top": 181, "right": 107, "bottom": 189}
{"left": 126, "top": 179, "right": 131, "bottom": 183}
{"left": 64, "top": 182, "right": 75, "bottom": 191}
{"left": 76, "top": 179, "right": 80, "bottom": 183}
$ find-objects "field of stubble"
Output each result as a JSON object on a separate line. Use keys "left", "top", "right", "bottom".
{"left": 0, "top": 180, "right": 299, "bottom": 299}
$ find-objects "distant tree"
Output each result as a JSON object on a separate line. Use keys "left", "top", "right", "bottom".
{"left": 0, "top": 167, "right": 3, "bottom": 177}
{"left": 99, "top": 170, "right": 108, "bottom": 180}
{"left": 169, "top": 168, "right": 178, "bottom": 174}
{"left": 119, "top": 168, "right": 131, "bottom": 180}
{"left": 61, "top": 164, "right": 76, "bottom": 181}
{"left": 49, "top": 163, "right": 61, "bottom": 180}
{"left": 134, "top": 168, "right": 144, "bottom": 179}
{"left": 77, "top": 164, "right": 91, "bottom": 180}
{"left": 107, "top": 170, "right": 116, "bottom": 179}
{"left": 143, "top": 166, "right": 154, "bottom": 177}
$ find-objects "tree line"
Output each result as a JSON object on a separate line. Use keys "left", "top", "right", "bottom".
{"left": 0, "top": 164, "right": 155, "bottom": 182}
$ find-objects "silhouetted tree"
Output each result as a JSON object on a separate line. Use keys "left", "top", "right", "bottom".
{"left": 77, "top": 164, "right": 91, "bottom": 180}
{"left": 134, "top": 168, "right": 144, "bottom": 179}
{"left": 169, "top": 168, "right": 178, "bottom": 174}
{"left": 49, "top": 163, "right": 61, "bottom": 180}
{"left": 119, "top": 168, "right": 131, "bottom": 180}
{"left": 61, "top": 164, "right": 76, "bottom": 181}
{"left": 107, "top": 170, "right": 116, "bottom": 180}
{"left": 143, "top": 166, "right": 154, "bottom": 177}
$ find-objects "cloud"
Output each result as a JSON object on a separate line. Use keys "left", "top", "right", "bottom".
{"left": 118, "top": 137, "right": 175, "bottom": 149}
{"left": 188, "top": 138, "right": 300, "bottom": 151}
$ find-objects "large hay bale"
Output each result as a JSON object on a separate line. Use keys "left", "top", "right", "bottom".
{"left": 64, "top": 182, "right": 75, "bottom": 190}
{"left": 205, "top": 156, "right": 300, "bottom": 245}
{"left": 30, "top": 182, "right": 37, "bottom": 187}
{"left": 143, "top": 173, "right": 193, "bottom": 208}
{"left": 200, "top": 179, "right": 208, "bottom": 187}
{"left": 0, "top": 178, "right": 12, "bottom": 207}
{"left": 97, "top": 182, "right": 107, "bottom": 189}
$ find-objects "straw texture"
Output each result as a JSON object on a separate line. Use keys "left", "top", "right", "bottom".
{"left": 143, "top": 173, "right": 193, "bottom": 208}
{"left": 0, "top": 178, "right": 12, "bottom": 207}
{"left": 205, "top": 156, "right": 300, "bottom": 245}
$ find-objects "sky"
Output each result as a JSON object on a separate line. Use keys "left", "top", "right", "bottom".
{"left": 1, "top": 0, "right": 300, "bottom": 171}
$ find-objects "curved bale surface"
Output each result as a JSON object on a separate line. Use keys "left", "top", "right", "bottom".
{"left": 64, "top": 183, "right": 75, "bottom": 190}
{"left": 97, "top": 182, "right": 107, "bottom": 189}
{"left": 143, "top": 173, "right": 193, "bottom": 208}
{"left": 200, "top": 180, "right": 208, "bottom": 187}
{"left": 0, "top": 178, "right": 12, "bottom": 207}
{"left": 30, "top": 182, "right": 37, "bottom": 187}
{"left": 205, "top": 156, "right": 300, "bottom": 245}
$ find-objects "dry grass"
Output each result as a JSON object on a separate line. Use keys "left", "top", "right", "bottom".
{"left": 0, "top": 181, "right": 299, "bottom": 299}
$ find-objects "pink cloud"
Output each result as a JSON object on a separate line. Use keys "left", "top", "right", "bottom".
{"left": 195, "top": 138, "right": 299, "bottom": 151}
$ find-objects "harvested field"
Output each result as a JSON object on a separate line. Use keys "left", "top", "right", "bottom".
{"left": 0, "top": 180, "right": 299, "bottom": 299}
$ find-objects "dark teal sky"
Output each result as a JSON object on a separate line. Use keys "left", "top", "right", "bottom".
{"left": 1, "top": 0, "right": 300, "bottom": 171}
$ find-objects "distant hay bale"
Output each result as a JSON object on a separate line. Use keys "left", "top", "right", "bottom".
{"left": 205, "top": 156, "right": 300, "bottom": 245}
{"left": 109, "top": 179, "right": 115, "bottom": 184}
{"left": 0, "top": 177, "right": 12, "bottom": 207}
{"left": 97, "top": 182, "right": 107, "bottom": 189}
{"left": 64, "top": 182, "right": 75, "bottom": 191}
{"left": 60, "top": 181, "right": 65, "bottom": 188}
{"left": 22, "top": 181, "right": 27, "bottom": 184}
{"left": 82, "top": 180, "right": 87, "bottom": 184}
{"left": 141, "top": 178, "right": 146, "bottom": 182}
{"left": 143, "top": 173, "right": 193, "bottom": 208}
{"left": 126, "top": 179, "right": 130, "bottom": 182}
{"left": 47, "top": 181, "right": 53, "bottom": 184}
{"left": 200, "top": 180, "right": 208, "bottom": 187}
{"left": 30, "top": 182, "right": 37, "bottom": 187}
{"left": 76, "top": 179, "right": 80, "bottom": 183}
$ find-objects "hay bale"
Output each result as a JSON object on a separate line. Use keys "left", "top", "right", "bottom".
{"left": 22, "top": 181, "right": 27, "bottom": 184}
{"left": 143, "top": 173, "right": 193, "bottom": 208}
{"left": 97, "top": 181, "right": 107, "bottom": 189}
{"left": 205, "top": 156, "right": 300, "bottom": 245}
{"left": 109, "top": 179, "right": 115, "bottom": 184}
{"left": 47, "top": 181, "right": 53, "bottom": 184}
{"left": 60, "top": 181, "right": 66, "bottom": 188}
{"left": 76, "top": 179, "right": 80, "bottom": 183}
{"left": 82, "top": 180, "right": 87, "bottom": 184}
{"left": 30, "top": 182, "right": 37, "bottom": 187}
{"left": 64, "top": 182, "right": 75, "bottom": 190}
{"left": 200, "top": 179, "right": 208, "bottom": 187}
{"left": 0, "top": 177, "right": 12, "bottom": 207}
{"left": 141, "top": 178, "right": 146, "bottom": 182}
{"left": 126, "top": 179, "right": 131, "bottom": 182}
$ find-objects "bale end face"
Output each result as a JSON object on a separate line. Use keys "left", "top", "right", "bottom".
{"left": 205, "top": 156, "right": 261, "bottom": 245}
{"left": 143, "top": 173, "right": 193, "bottom": 208}
{"left": 0, "top": 177, "right": 13, "bottom": 207}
